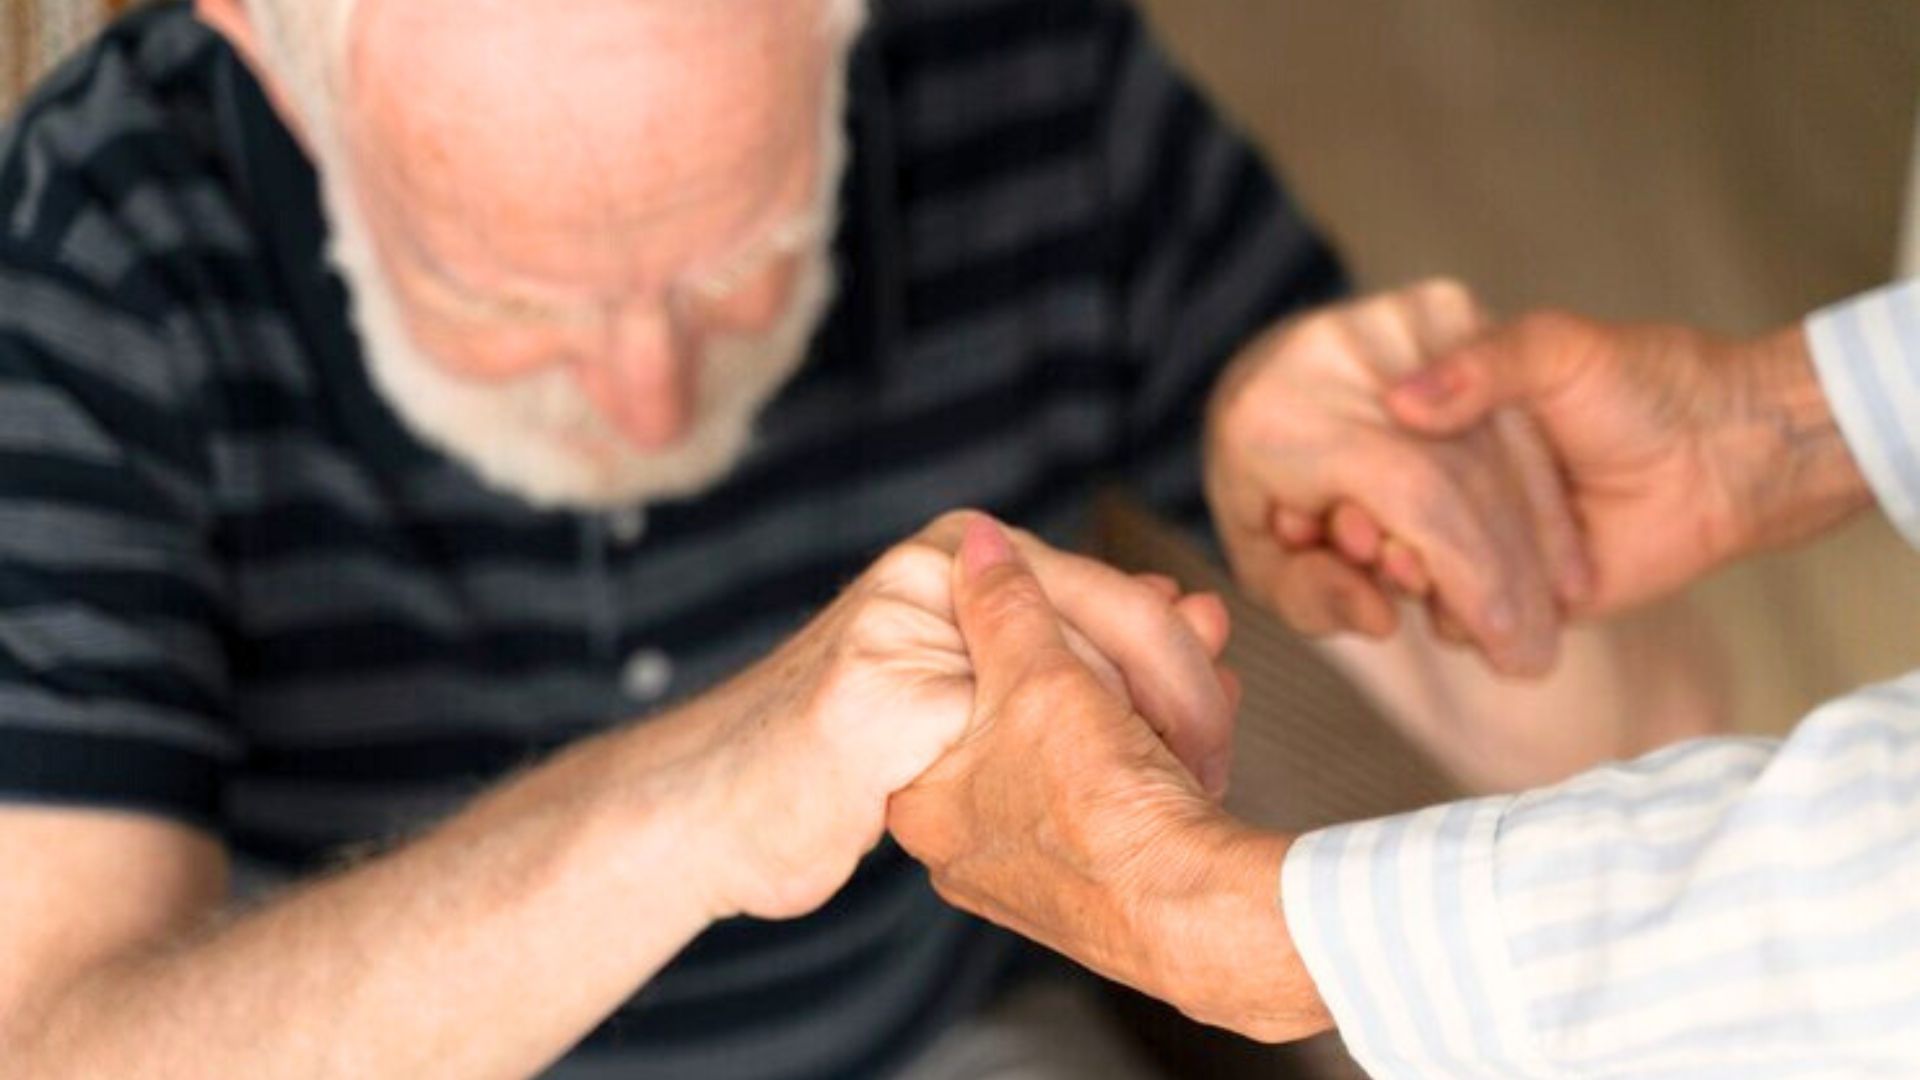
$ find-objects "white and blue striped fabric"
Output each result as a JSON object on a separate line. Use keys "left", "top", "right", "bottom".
{"left": 1281, "top": 277, "right": 1920, "bottom": 1078}
{"left": 1810, "top": 279, "right": 1920, "bottom": 548}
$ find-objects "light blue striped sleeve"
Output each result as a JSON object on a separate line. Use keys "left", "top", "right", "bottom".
{"left": 1807, "top": 277, "right": 1920, "bottom": 549}
{"left": 1280, "top": 672, "right": 1920, "bottom": 1077}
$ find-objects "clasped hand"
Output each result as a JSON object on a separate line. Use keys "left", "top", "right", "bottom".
{"left": 888, "top": 517, "right": 1327, "bottom": 1042}
{"left": 1205, "top": 279, "right": 1801, "bottom": 672}
{"left": 695, "top": 511, "right": 1237, "bottom": 922}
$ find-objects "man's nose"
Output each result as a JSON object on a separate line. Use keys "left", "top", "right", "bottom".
{"left": 573, "top": 310, "right": 698, "bottom": 449}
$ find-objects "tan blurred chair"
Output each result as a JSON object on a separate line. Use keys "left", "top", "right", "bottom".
{"left": 4, "top": 0, "right": 136, "bottom": 110}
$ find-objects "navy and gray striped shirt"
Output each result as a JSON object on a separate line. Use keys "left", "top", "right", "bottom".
{"left": 0, "top": 2, "right": 1342, "bottom": 1075}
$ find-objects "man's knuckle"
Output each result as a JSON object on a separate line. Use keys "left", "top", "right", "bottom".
{"left": 842, "top": 596, "right": 918, "bottom": 654}
{"left": 1288, "top": 315, "right": 1356, "bottom": 361}
{"left": 922, "top": 508, "right": 978, "bottom": 542}
{"left": 871, "top": 541, "right": 947, "bottom": 591}
{"left": 868, "top": 547, "right": 913, "bottom": 584}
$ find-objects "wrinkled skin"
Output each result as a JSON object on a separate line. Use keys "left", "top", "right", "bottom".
{"left": 700, "top": 511, "right": 1236, "bottom": 920}
{"left": 891, "top": 519, "right": 1328, "bottom": 1042}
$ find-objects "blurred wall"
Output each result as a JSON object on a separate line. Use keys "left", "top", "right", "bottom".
{"left": 1141, "top": 0, "right": 1920, "bottom": 734}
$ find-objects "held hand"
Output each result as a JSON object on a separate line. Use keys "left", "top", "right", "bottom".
{"left": 889, "top": 519, "right": 1328, "bottom": 1042}
{"left": 913, "top": 514, "right": 1239, "bottom": 794}
{"left": 695, "top": 512, "right": 1234, "bottom": 922}
{"left": 1386, "top": 313, "right": 1867, "bottom": 615}
{"left": 1205, "top": 279, "right": 1589, "bottom": 677}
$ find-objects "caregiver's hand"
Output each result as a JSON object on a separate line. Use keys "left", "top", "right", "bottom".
{"left": 1204, "top": 280, "right": 1589, "bottom": 676}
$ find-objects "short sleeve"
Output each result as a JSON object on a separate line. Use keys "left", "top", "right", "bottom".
{"left": 0, "top": 246, "right": 237, "bottom": 831}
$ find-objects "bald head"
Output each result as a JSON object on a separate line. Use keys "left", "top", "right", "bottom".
{"left": 243, "top": 0, "right": 864, "bottom": 137}
{"left": 347, "top": 0, "right": 835, "bottom": 289}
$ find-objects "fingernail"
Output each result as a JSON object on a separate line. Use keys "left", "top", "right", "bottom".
{"left": 960, "top": 515, "right": 1015, "bottom": 580}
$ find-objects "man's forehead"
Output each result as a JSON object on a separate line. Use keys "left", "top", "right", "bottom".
{"left": 344, "top": 0, "right": 831, "bottom": 233}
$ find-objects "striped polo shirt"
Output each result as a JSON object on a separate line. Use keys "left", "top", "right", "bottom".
{"left": 0, "top": 2, "right": 1343, "bottom": 1076}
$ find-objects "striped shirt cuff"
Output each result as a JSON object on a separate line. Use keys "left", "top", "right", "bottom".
{"left": 1280, "top": 798, "right": 1554, "bottom": 1078}
{"left": 1806, "top": 278, "right": 1920, "bottom": 550}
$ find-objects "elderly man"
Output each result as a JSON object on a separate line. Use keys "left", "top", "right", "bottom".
{"left": 0, "top": 0, "right": 1715, "bottom": 1076}
{"left": 902, "top": 288, "right": 1920, "bottom": 1075}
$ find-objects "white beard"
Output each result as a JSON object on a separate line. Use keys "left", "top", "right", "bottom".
{"left": 323, "top": 194, "right": 835, "bottom": 510}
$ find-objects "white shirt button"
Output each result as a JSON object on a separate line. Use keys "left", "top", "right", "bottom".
{"left": 621, "top": 648, "right": 675, "bottom": 702}
{"left": 609, "top": 508, "right": 648, "bottom": 545}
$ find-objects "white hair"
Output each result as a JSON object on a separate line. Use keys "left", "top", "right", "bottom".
{"left": 247, "top": 0, "right": 866, "bottom": 136}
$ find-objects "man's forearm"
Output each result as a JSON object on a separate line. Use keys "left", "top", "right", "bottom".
{"left": 6, "top": 707, "right": 738, "bottom": 1079}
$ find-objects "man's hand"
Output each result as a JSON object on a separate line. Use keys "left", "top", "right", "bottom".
{"left": 1205, "top": 279, "right": 1590, "bottom": 676}
{"left": 1385, "top": 313, "right": 1874, "bottom": 615}
{"left": 694, "top": 512, "right": 1235, "bottom": 922}
{"left": 889, "top": 518, "right": 1329, "bottom": 1043}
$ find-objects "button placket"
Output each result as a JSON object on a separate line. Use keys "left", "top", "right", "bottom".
{"left": 607, "top": 507, "right": 670, "bottom": 703}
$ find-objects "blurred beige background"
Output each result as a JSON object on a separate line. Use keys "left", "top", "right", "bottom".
{"left": 1141, "top": 0, "right": 1920, "bottom": 737}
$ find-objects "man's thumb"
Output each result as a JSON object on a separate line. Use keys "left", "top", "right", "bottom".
{"left": 952, "top": 515, "right": 1074, "bottom": 707}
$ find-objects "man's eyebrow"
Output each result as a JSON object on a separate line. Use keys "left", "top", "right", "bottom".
{"left": 402, "top": 236, "right": 595, "bottom": 322}
{"left": 385, "top": 132, "right": 819, "bottom": 322}
{"left": 358, "top": 167, "right": 594, "bottom": 321}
